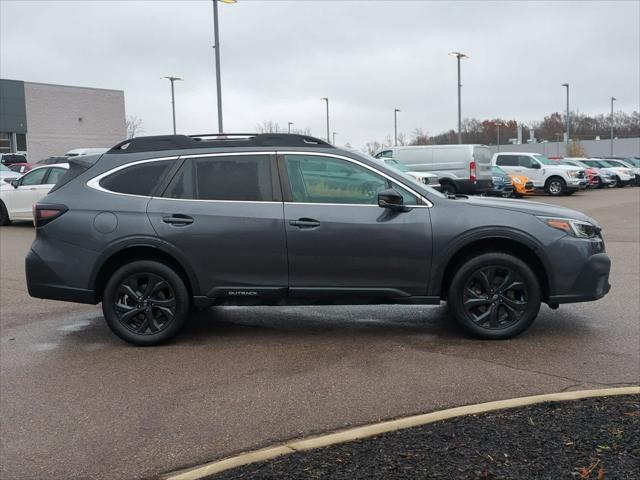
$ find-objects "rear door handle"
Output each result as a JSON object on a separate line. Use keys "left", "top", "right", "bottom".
{"left": 289, "top": 218, "right": 320, "bottom": 228}
{"left": 162, "top": 214, "right": 194, "bottom": 226}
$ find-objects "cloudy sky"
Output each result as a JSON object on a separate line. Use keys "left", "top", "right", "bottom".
{"left": 1, "top": 0, "right": 638, "bottom": 148}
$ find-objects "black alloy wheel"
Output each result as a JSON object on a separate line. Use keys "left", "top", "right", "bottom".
{"left": 462, "top": 266, "right": 527, "bottom": 330}
{"left": 103, "top": 260, "right": 190, "bottom": 345}
{"left": 115, "top": 273, "right": 176, "bottom": 335}
{"left": 448, "top": 252, "right": 541, "bottom": 339}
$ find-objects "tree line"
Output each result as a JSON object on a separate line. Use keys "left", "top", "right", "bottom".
{"left": 365, "top": 110, "right": 639, "bottom": 155}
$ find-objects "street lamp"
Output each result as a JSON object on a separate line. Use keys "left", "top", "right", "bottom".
{"left": 288, "top": 122, "right": 294, "bottom": 134}
{"left": 394, "top": 108, "right": 401, "bottom": 146}
{"left": 162, "top": 76, "right": 183, "bottom": 134}
{"left": 493, "top": 121, "right": 505, "bottom": 152}
{"left": 332, "top": 132, "right": 337, "bottom": 144}
{"left": 212, "top": 0, "right": 236, "bottom": 133}
{"left": 320, "top": 97, "right": 330, "bottom": 143}
{"left": 449, "top": 51, "right": 468, "bottom": 144}
{"left": 610, "top": 96, "right": 616, "bottom": 156}
{"left": 561, "top": 83, "right": 570, "bottom": 145}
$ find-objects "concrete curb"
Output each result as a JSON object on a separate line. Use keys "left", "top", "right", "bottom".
{"left": 161, "top": 386, "right": 640, "bottom": 480}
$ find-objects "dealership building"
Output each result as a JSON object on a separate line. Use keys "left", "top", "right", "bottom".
{"left": 0, "top": 79, "right": 126, "bottom": 160}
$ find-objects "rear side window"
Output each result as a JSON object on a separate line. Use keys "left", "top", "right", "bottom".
{"left": 162, "top": 155, "right": 273, "bottom": 201}
{"left": 100, "top": 160, "right": 173, "bottom": 196}
{"left": 495, "top": 155, "right": 517, "bottom": 167}
{"left": 45, "top": 167, "right": 67, "bottom": 185}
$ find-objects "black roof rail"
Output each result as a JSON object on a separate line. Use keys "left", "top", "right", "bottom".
{"left": 107, "top": 133, "right": 334, "bottom": 154}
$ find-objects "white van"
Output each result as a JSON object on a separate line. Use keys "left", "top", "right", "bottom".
{"left": 373, "top": 144, "right": 493, "bottom": 195}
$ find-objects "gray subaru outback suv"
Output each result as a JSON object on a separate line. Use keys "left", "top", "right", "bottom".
{"left": 25, "top": 134, "right": 611, "bottom": 345}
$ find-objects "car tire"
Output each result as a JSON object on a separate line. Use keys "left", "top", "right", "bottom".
{"left": 545, "top": 177, "right": 566, "bottom": 196}
{"left": 615, "top": 176, "right": 625, "bottom": 188}
{"left": 440, "top": 181, "right": 456, "bottom": 196}
{"left": 102, "top": 260, "right": 191, "bottom": 346}
{"left": 447, "top": 252, "right": 541, "bottom": 340}
{"left": 0, "top": 200, "right": 10, "bottom": 226}
{"left": 608, "top": 177, "right": 619, "bottom": 188}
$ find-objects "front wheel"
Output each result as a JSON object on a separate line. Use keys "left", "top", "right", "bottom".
{"left": 439, "top": 181, "right": 456, "bottom": 196}
{"left": 545, "top": 177, "right": 566, "bottom": 196}
{"left": 608, "top": 177, "right": 618, "bottom": 188}
{"left": 102, "top": 260, "right": 191, "bottom": 346}
{"left": 447, "top": 253, "right": 541, "bottom": 339}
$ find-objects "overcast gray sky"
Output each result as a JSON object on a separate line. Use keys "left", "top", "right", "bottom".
{"left": 1, "top": 0, "right": 638, "bottom": 148}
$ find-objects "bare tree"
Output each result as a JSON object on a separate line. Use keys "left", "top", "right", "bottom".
{"left": 256, "top": 120, "right": 283, "bottom": 133}
{"left": 125, "top": 115, "right": 144, "bottom": 139}
{"left": 410, "top": 128, "right": 430, "bottom": 145}
{"left": 397, "top": 132, "right": 407, "bottom": 146}
{"left": 365, "top": 141, "right": 383, "bottom": 155}
{"left": 293, "top": 127, "right": 313, "bottom": 136}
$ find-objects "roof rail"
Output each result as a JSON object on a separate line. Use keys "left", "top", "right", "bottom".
{"left": 108, "top": 133, "right": 334, "bottom": 154}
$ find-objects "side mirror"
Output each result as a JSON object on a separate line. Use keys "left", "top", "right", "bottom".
{"left": 10, "top": 179, "right": 20, "bottom": 188}
{"left": 377, "top": 188, "right": 407, "bottom": 211}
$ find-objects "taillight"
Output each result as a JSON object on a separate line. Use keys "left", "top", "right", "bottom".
{"left": 469, "top": 161, "right": 477, "bottom": 182}
{"left": 33, "top": 204, "right": 68, "bottom": 227}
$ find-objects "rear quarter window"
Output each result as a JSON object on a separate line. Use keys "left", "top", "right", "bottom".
{"left": 99, "top": 160, "right": 173, "bottom": 196}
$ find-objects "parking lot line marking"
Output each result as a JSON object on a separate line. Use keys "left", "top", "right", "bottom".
{"left": 161, "top": 387, "right": 640, "bottom": 480}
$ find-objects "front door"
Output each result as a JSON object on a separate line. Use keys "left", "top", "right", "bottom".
{"left": 147, "top": 153, "right": 288, "bottom": 300}
{"left": 280, "top": 153, "right": 432, "bottom": 298}
{"left": 7, "top": 167, "right": 54, "bottom": 219}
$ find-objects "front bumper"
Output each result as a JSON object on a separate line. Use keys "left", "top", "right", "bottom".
{"left": 548, "top": 253, "right": 611, "bottom": 305}
{"left": 26, "top": 249, "right": 97, "bottom": 304}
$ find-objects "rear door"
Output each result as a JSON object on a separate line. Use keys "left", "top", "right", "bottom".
{"left": 147, "top": 152, "right": 288, "bottom": 300}
{"left": 279, "top": 152, "right": 432, "bottom": 298}
{"left": 472, "top": 146, "right": 492, "bottom": 181}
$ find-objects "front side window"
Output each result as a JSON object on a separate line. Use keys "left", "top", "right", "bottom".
{"left": 376, "top": 150, "right": 393, "bottom": 158}
{"left": 284, "top": 154, "right": 417, "bottom": 205}
{"left": 518, "top": 156, "right": 537, "bottom": 168}
{"left": 163, "top": 155, "right": 273, "bottom": 201}
{"left": 20, "top": 168, "right": 48, "bottom": 186}
{"left": 99, "top": 160, "right": 173, "bottom": 196}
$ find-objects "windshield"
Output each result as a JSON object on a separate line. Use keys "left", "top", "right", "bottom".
{"left": 596, "top": 160, "right": 617, "bottom": 168}
{"left": 626, "top": 158, "right": 640, "bottom": 167}
{"left": 607, "top": 159, "right": 632, "bottom": 168}
{"left": 532, "top": 154, "right": 556, "bottom": 165}
{"left": 383, "top": 158, "right": 410, "bottom": 172}
{"left": 491, "top": 165, "right": 507, "bottom": 176}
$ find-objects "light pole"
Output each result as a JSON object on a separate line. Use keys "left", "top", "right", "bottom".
{"left": 449, "top": 52, "right": 468, "bottom": 144}
{"left": 320, "top": 97, "right": 330, "bottom": 143}
{"left": 332, "top": 132, "right": 337, "bottom": 145}
{"left": 162, "top": 76, "right": 183, "bottom": 134}
{"left": 288, "top": 122, "right": 294, "bottom": 134}
{"left": 494, "top": 121, "right": 505, "bottom": 152}
{"left": 562, "top": 83, "right": 570, "bottom": 145}
{"left": 610, "top": 96, "right": 616, "bottom": 156}
{"left": 394, "top": 108, "right": 401, "bottom": 146}
{"left": 212, "top": 0, "right": 236, "bottom": 133}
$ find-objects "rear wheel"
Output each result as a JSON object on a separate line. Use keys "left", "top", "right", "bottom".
{"left": 440, "top": 181, "right": 456, "bottom": 196}
{"left": 608, "top": 177, "right": 619, "bottom": 188}
{"left": 447, "top": 253, "right": 541, "bottom": 339}
{"left": 545, "top": 177, "right": 566, "bottom": 196}
{"left": 102, "top": 260, "right": 191, "bottom": 346}
{"left": 0, "top": 201, "right": 10, "bottom": 226}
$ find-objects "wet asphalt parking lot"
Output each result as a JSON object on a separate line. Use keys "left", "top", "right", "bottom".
{"left": 0, "top": 187, "right": 638, "bottom": 480}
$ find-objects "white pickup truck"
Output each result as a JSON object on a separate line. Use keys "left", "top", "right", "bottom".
{"left": 492, "top": 152, "right": 587, "bottom": 196}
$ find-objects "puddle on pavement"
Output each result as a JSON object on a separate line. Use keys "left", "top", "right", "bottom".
{"left": 57, "top": 319, "right": 92, "bottom": 332}
{"left": 30, "top": 342, "right": 60, "bottom": 352}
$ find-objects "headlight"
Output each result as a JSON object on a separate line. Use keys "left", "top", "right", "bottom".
{"left": 492, "top": 176, "right": 501, "bottom": 182}
{"left": 537, "top": 216, "right": 600, "bottom": 239}
{"left": 567, "top": 171, "right": 578, "bottom": 178}
{"left": 512, "top": 177, "right": 522, "bottom": 184}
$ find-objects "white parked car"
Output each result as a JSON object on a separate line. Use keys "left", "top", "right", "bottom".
{"left": 378, "top": 157, "right": 439, "bottom": 187}
{"left": 65, "top": 148, "right": 108, "bottom": 157}
{"left": 579, "top": 159, "right": 635, "bottom": 188}
{"left": 0, "top": 163, "right": 68, "bottom": 225}
{"left": 492, "top": 152, "right": 587, "bottom": 196}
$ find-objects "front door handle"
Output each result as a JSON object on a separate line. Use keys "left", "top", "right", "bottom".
{"left": 162, "top": 214, "right": 194, "bottom": 226}
{"left": 289, "top": 218, "right": 320, "bottom": 229}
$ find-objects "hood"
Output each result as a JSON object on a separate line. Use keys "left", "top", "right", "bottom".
{"left": 458, "top": 195, "right": 593, "bottom": 223}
